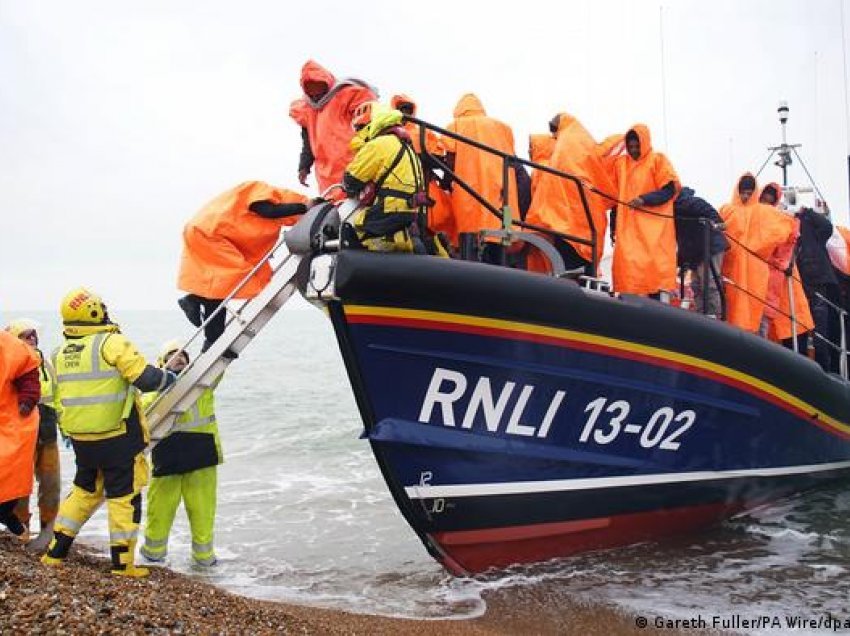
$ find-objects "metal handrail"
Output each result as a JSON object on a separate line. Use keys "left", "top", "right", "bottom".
{"left": 152, "top": 230, "right": 293, "bottom": 403}
{"left": 406, "top": 115, "right": 599, "bottom": 277}
{"left": 402, "top": 115, "right": 848, "bottom": 380}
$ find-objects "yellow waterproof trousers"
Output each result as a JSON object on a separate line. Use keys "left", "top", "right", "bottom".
{"left": 141, "top": 466, "right": 217, "bottom": 565}
{"left": 47, "top": 453, "right": 148, "bottom": 572}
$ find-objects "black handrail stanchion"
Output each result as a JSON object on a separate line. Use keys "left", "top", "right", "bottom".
{"left": 404, "top": 115, "right": 598, "bottom": 270}
{"left": 709, "top": 259, "right": 727, "bottom": 321}
{"left": 702, "top": 219, "right": 711, "bottom": 316}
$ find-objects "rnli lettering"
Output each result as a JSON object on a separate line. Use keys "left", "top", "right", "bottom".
{"left": 418, "top": 367, "right": 565, "bottom": 439}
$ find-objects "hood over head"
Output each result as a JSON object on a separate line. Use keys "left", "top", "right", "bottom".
{"left": 391, "top": 93, "right": 416, "bottom": 115}
{"left": 300, "top": 59, "right": 335, "bottom": 92}
{"left": 759, "top": 182, "right": 782, "bottom": 207}
{"left": 625, "top": 124, "right": 652, "bottom": 160}
{"left": 731, "top": 172, "right": 759, "bottom": 206}
{"left": 453, "top": 93, "right": 486, "bottom": 118}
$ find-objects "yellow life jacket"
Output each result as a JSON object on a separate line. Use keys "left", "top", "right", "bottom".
{"left": 37, "top": 350, "right": 57, "bottom": 407}
{"left": 54, "top": 333, "right": 133, "bottom": 436}
{"left": 142, "top": 380, "right": 222, "bottom": 474}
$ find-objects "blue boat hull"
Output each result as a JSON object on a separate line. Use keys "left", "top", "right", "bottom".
{"left": 322, "top": 251, "right": 850, "bottom": 574}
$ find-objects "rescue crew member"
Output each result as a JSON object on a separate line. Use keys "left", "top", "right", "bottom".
{"left": 140, "top": 341, "right": 223, "bottom": 567}
{"left": 42, "top": 287, "right": 175, "bottom": 578}
{"left": 341, "top": 102, "right": 429, "bottom": 253}
{"left": 0, "top": 328, "right": 40, "bottom": 542}
{"left": 290, "top": 60, "right": 377, "bottom": 193}
{"left": 6, "top": 319, "right": 62, "bottom": 551}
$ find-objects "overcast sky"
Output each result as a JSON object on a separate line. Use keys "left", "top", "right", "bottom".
{"left": 2, "top": 0, "right": 849, "bottom": 315}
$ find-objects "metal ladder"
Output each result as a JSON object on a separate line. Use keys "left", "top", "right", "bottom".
{"left": 144, "top": 235, "right": 303, "bottom": 446}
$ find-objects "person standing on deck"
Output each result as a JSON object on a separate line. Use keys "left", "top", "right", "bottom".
{"left": 289, "top": 60, "right": 377, "bottom": 195}
{"left": 611, "top": 124, "right": 681, "bottom": 298}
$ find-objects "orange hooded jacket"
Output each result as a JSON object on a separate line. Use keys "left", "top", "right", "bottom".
{"left": 720, "top": 174, "right": 797, "bottom": 333}
{"left": 289, "top": 60, "right": 377, "bottom": 193}
{"left": 761, "top": 183, "right": 813, "bottom": 340}
{"left": 526, "top": 113, "right": 617, "bottom": 268}
{"left": 178, "top": 181, "right": 308, "bottom": 300}
{"left": 529, "top": 133, "right": 557, "bottom": 196}
{"left": 442, "top": 94, "right": 519, "bottom": 235}
{"left": 391, "top": 94, "right": 444, "bottom": 156}
{"left": 612, "top": 124, "right": 680, "bottom": 295}
{"left": 0, "top": 330, "right": 39, "bottom": 504}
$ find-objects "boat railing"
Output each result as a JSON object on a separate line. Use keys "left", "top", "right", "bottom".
{"left": 720, "top": 229, "right": 848, "bottom": 381}
{"left": 401, "top": 115, "right": 848, "bottom": 381}
{"left": 405, "top": 115, "right": 600, "bottom": 278}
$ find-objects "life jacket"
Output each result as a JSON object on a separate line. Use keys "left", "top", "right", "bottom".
{"left": 143, "top": 381, "right": 222, "bottom": 477}
{"left": 357, "top": 126, "right": 428, "bottom": 210}
{"left": 37, "top": 349, "right": 57, "bottom": 407}
{"left": 54, "top": 333, "right": 133, "bottom": 436}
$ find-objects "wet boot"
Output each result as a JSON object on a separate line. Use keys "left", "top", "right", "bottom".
{"left": 41, "top": 529, "right": 75, "bottom": 566}
{"left": 111, "top": 538, "right": 149, "bottom": 578}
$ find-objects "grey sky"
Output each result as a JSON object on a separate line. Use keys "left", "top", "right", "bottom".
{"left": 1, "top": 0, "right": 849, "bottom": 316}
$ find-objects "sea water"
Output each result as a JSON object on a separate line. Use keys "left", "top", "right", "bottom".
{"left": 20, "top": 308, "right": 850, "bottom": 631}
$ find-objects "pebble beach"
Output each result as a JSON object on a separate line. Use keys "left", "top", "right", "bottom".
{"left": 0, "top": 535, "right": 684, "bottom": 635}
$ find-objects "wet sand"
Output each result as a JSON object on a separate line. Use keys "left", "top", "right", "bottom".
{"left": 0, "top": 535, "right": 686, "bottom": 635}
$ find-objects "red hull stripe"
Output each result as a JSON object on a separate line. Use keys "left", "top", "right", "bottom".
{"left": 430, "top": 501, "right": 743, "bottom": 575}
{"left": 344, "top": 305, "right": 850, "bottom": 440}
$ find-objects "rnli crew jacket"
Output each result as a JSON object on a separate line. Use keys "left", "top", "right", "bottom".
{"left": 54, "top": 326, "right": 173, "bottom": 468}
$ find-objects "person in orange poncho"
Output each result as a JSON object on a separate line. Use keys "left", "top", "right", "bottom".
{"left": 528, "top": 116, "right": 559, "bottom": 197}
{"left": 289, "top": 60, "right": 377, "bottom": 195}
{"left": 0, "top": 329, "right": 40, "bottom": 542}
{"left": 612, "top": 125, "right": 680, "bottom": 296}
{"left": 177, "top": 181, "right": 309, "bottom": 352}
{"left": 442, "top": 94, "right": 519, "bottom": 260}
{"left": 759, "top": 182, "right": 813, "bottom": 350}
{"left": 390, "top": 94, "right": 456, "bottom": 247}
{"left": 719, "top": 174, "right": 797, "bottom": 333}
{"left": 526, "top": 113, "right": 618, "bottom": 275}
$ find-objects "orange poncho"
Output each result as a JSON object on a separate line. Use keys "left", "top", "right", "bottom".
{"left": 289, "top": 60, "right": 377, "bottom": 193}
{"left": 442, "top": 94, "right": 519, "bottom": 235}
{"left": 529, "top": 133, "right": 557, "bottom": 196}
{"left": 612, "top": 125, "right": 680, "bottom": 295}
{"left": 0, "top": 330, "right": 39, "bottom": 504}
{"left": 762, "top": 183, "right": 813, "bottom": 340}
{"left": 178, "top": 181, "right": 308, "bottom": 300}
{"left": 527, "top": 114, "right": 617, "bottom": 267}
{"left": 720, "top": 174, "right": 797, "bottom": 333}
{"left": 391, "top": 94, "right": 445, "bottom": 156}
